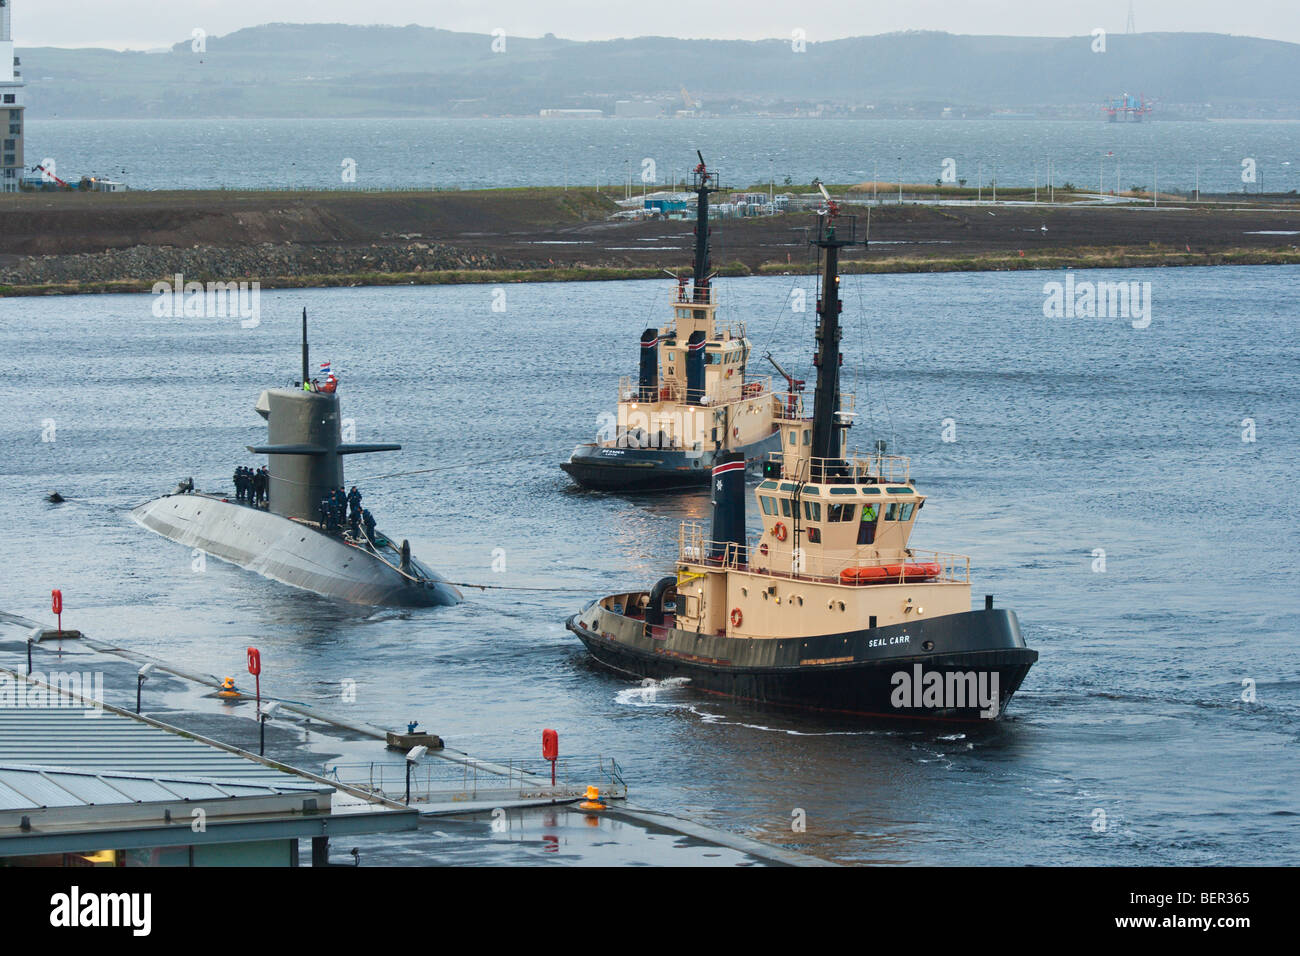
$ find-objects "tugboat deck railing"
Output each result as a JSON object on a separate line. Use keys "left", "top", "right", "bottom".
{"left": 671, "top": 287, "right": 718, "bottom": 307}
{"left": 766, "top": 452, "right": 912, "bottom": 484}
{"left": 619, "top": 375, "right": 782, "bottom": 406}
{"left": 676, "top": 522, "right": 969, "bottom": 585}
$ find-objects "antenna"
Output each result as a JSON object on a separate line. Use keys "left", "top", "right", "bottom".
{"left": 1126, "top": 0, "right": 1136, "bottom": 33}
{"left": 816, "top": 181, "right": 840, "bottom": 221}
{"left": 301, "top": 308, "right": 309, "bottom": 386}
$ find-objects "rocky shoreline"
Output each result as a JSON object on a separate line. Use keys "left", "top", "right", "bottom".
{"left": 3, "top": 188, "right": 1300, "bottom": 296}
{"left": 0, "top": 240, "right": 525, "bottom": 288}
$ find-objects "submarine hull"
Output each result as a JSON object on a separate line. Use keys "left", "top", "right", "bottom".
{"left": 562, "top": 430, "right": 781, "bottom": 492}
{"left": 133, "top": 493, "right": 461, "bottom": 608}
{"left": 567, "top": 601, "right": 1036, "bottom": 721}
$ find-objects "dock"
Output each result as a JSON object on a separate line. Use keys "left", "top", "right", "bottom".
{"left": 0, "top": 613, "right": 829, "bottom": 866}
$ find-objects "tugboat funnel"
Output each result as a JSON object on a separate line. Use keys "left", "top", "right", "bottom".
{"left": 708, "top": 451, "right": 746, "bottom": 563}
{"left": 638, "top": 328, "right": 659, "bottom": 401}
{"left": 685, "top": 330, "right": 707, "bottom": 405}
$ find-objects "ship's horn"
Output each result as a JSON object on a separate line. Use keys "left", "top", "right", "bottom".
{"left": 709, "top": 451, "right": 747, "bottom": 563}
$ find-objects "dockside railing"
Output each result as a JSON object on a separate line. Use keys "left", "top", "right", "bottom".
{"left": 324, "top": 755, "right": 627, "bottom": 805}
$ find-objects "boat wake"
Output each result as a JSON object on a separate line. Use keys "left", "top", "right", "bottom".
{"left": 613, "top": 678, "right": 896, "bottom": 737}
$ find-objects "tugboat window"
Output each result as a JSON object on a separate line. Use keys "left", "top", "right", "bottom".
{"left": 900, "top": 503, "right": 915, "bottom": 520}
{"left": 885, "top": 502, "right": 900, "bottom": 520}
{"left": 828, "top": 503, "right": 855, "bottom": 522}
{"left": 780, "top": 498, "right": 793, "bottom": 517}
{"left": 807, "top": 527, "right": 821, "bottom": 543}
{"left": 803, "top": 501, "right": 821, "bottom": 521}
{"left": 760, "top": 496, "right": 775, "bottom": 515}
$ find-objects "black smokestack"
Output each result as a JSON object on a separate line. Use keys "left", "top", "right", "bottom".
{"left": 638, "top": 328, "right": 659, "bottom": 401}
{"left": 709, "top": 451, "right": 746, "bottom": 563}
{"left": 301, "top": 308, "right": 309, "bottom": 386}
{"left": 685, "top": 330, "right": 707, "bottom": 404}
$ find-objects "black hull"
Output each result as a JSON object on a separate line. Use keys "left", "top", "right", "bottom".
{"left": 567, "top": 604, "right": 1037, "bottom": 721}
{"left": 562, "top": 431, "right": 780, "bottom": 492}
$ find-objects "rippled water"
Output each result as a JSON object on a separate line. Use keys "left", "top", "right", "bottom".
{"left": 1, "top": 265, "right": 1297, "bottom": 864}
{"left": 25, "top": 116, "right": 1300, "bottom": 195}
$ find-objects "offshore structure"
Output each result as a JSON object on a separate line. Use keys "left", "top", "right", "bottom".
{"left": 1103, "top": 92, "right": 1153, "bottom": 122}
{"left": 0, "top": 0, "right": 25, "bottom": 192}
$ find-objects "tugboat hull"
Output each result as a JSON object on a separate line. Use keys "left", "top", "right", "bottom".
{"left": 567, "top": 602, "right": 1036, "bottom": 721}
{"left": 562, "top": 431, "right": 781, "bottom": 492}
{"left": 133, "top": 493, "right": 461, "bottom": 608}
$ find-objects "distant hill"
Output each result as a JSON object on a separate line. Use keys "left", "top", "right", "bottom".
{"left": 17, "top": 25, "right": 1300, "bottom": 118}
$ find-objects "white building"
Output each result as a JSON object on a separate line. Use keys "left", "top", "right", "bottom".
{"left": 0, "top": 0, "right": 24, "bottom": 192}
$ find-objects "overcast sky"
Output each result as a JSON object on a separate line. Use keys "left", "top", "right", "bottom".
{"left": 11, "top": 1, "right": 1300, "bottom": 49}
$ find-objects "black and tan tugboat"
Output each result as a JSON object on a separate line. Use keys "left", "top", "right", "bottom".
{"left": 133, "top": 311, "right": 461, "bottom": 608}
{"left": 567, "top": 201, "right": 1037, "bottom": 720}
{"left": 561, "top": 154, "right": 786, "bottom": 492}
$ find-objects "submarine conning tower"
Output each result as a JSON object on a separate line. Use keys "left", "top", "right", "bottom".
{"left": 245, "top": 309, "right": 401, "bottom": 522}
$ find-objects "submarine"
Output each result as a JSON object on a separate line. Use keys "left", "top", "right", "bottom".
{"left": 132, "top": 310, "right": 461, "bottom": 608}
{"left": 561, "top": 153, "right": 788, "bottom": 492}
{"left": 567, "top": 196, "right": 1036, "bottom": 720}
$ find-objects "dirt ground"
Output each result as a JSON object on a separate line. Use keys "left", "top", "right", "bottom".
{"left": 3, "top": 188, "right": 1300, "bottom": 289}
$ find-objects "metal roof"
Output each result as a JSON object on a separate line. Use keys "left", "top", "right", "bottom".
{"left": 0, "top": 707, "right": 303, "bottom": 787}
{"left": 0, "top": 763, "right": 326, "bottom": 812}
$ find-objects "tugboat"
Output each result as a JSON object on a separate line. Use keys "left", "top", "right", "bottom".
{"left": 561, "top": 154, "right": 787, "bottom": 492}
{"left": 133, "top": 311, "right": 461, "bottom": 608}
{"left": 567, "top": 201, "right": 1037, "bottom": 720}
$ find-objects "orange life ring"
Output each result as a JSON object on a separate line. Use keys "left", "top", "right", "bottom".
{"left": 773, "top": 522, "right": 788, "bottom": 542}
{"left": 726, "top": 368, "right": 734, "bottom": 378}
{"left": 730, "top": 607, "right": 743, "bottom": 628}
{"left": 732, "top": 426, "right": 740, "bottom": 439}
{"left": 759, "top": 542, "right": 769, "bottom": 556}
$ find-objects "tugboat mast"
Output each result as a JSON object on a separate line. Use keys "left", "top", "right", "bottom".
{"left": 691, "top": 150, "right": 718, "bottom": 303}
{"left": 809, "top": 189, "right": 858, "bottom": 470}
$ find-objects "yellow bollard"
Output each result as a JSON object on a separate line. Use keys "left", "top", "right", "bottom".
{"left": 578, "top": 785, "right": 606, "bottom": 811}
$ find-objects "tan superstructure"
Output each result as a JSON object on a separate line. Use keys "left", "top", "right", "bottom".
{"left": 608, "top": 284, "right": 784, "bottom": 454}
{"left": 670, "top": 413, "right": 972, "bottom": 640}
